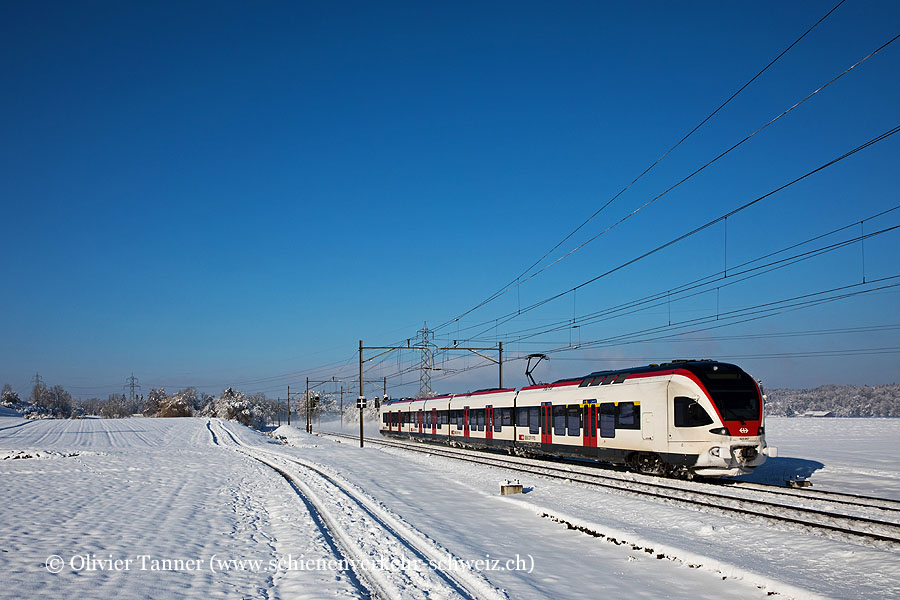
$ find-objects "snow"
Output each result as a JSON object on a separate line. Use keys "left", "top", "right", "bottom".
{"left": 738, "top": 418, "right": 900, "bottom": 500}
{"left": 1, "top": 414, "right": 898, "bottom": 599}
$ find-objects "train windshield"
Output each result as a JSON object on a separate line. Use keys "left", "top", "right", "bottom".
{"left": 693, "top": 364, "right": 761, "bottom": 422}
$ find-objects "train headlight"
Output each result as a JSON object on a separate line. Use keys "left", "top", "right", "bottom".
{"left": 709, "top": 447, "right": 721, "bottom": 457}
{"left": 758, "top": 426, "right": 765, "bottom": 435}
{"left": 708, "top": 427, "right": 729, "bottom": 435}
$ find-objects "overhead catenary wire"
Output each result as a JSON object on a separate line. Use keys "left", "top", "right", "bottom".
{"left": 449, "top": 123, "right": 900, "bottom": 346}
{"left": 462, "top": 203, "right": 900, "bottom": 342}
{"left": 486, "top": 222, "right": 900, "bottom": 345}
{"left": 418, "top": 277, "right": 900, "bottom": 390}
{"left": 449, "top": 35, "right": 900, "bottom": 341}
{"left": 402, "top": 275, "right": 900, "bottom": 391}
{"left": 433, "top": 0, "right": 851, "bottom": 334}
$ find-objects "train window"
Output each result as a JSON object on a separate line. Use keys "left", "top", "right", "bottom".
{"left": 579, "top": 378, "right": 593, "bottom": 387}
{"left": 501, "top": 408, "right": 513, "bottom": 426}
{"left": 589, "top": 377, "right": 602, "bottom": 387}
{"left": 567, "top": 405, "right": 581, "bottom": 436}
{"left": 601, "top": 375, "right": 615, "bottom": 385}
{"left": 493, "top": 410, "right": 502, "bottom": 432}
{"left": 476, "top": 409, "right": 485, "bottom": 431}
{"left": 614, "top": 373, "right": 628, "bottom": 384}
{"left": 529, "top": 407, "right": 540, "bottom": 434}
{"left": 553, "top": 405, "right": 566, "bottom": 436}
{"left": 674, "top": 397, "right": 714, "bottom": 427}
{"left": 617, "top": 402, "right": 640, "bottom": 429}
{"left": 600, "top": 403, "right": 616, "bottom": 438}
{"left": 517, "top": 407, "right": 528, "bottom": 428}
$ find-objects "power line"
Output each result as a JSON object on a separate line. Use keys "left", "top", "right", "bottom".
{"left": 450, "top": 123, "right": 900, "bottom": 346}
{"left": 490, "top": 220, "right": 900, "bottom": 345}
{"left": 530, "top": 347, "right": 900, "bottom": 362}
{"left": 434, "top": 0, "right": 850, "bottom": 333}
{"left": 496, "top": 32, "right": 900, "bottom": 296}
{"left": 464, "top": 322, "right": 900, "bottom": 347}
{"left": 404, "top": 275, "right": 900, "bottom": 391}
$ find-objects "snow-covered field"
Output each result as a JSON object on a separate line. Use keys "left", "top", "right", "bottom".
{"left": 0, "top": 414, "right": 897, "bottom": 599}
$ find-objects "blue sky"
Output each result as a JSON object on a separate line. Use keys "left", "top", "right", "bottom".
{"left": 2, "top": 1, "right": 899, "bottom": 399}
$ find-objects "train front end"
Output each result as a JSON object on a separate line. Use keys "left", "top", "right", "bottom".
{"left": 675, "top": 362, "right": 777, "bottom": 477}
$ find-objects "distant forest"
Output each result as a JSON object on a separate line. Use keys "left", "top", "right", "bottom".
{"left": 765, "top": 384, "right": 900, "bottom": 417}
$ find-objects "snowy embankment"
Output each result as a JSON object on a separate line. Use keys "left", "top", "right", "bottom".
{"left": 1, "top": 415, "right": 897, "bottom": 599}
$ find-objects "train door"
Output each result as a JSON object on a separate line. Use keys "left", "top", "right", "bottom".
{"left": 541, "top": 402, "right": 552, "bottom": 446}
{"left": 641, "top": 412, "right": 654, "bottom": 440}
{"left": 464, "top": 406, "right": 470, "bottom": 437}
{"left": 417, "top": 409, "right": 423, "bottom": 434}
{"left": 486, "top": 406, "right": 494, "bottom": 441}
{"left": 431, "top": 408, "right": 437, "bottom": 435}
{"left": 583, "top": 402, "right": 597, "bottom": 447}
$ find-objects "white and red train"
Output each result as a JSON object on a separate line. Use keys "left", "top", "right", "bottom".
{"left": 379, "top": 360, "right": 776, "bottom": 478}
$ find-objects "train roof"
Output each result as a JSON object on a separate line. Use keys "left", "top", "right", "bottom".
{"left": 552, "top": 359, "right": 744, "bottom": 385}
{"left": 380, "top": 360, "right": 747, "bottom": 405}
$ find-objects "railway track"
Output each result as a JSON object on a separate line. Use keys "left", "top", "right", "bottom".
{"left": 208, "top": 420, "right": 508, "bottom": 600}
{"left": 721, "top": 479, "right": 900, "bottom": 511}
{"left": 320, "top": 430, "right": 900, "bottom": 549}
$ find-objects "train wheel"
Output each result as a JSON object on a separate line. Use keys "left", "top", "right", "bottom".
{"left": 631, "top": 452, "right": 666, "bottom": 476}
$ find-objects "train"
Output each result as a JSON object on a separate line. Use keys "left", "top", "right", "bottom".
{"left": 378, "top": 359, "right": 776, "bottom": 478}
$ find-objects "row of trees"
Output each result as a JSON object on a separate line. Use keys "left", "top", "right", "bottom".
{"left": 766, "top": 384, "right": 900, "bottom": 417}
{"left": 1, "top": 382, "right": 309, "bottom": 430}
{"left": 2, "top": 383, "right": 78, "bottom": 418}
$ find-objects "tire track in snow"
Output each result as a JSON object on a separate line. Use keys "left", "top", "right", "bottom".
{"left": 206, "top": 421, "right": 220, "bottom": 445}
{"left": 207, "top": 420, "right": 373, "bottom": 599}
{"left": 0, "top": 420, "right": 36, "bottom": 432}
{"left": 212, "top": 420, "right": 508, "bottom": 600}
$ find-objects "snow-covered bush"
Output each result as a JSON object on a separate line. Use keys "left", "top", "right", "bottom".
{"left": 27, "top": 385, "right": 72, "bottom": 419}
{"left": 156, "top": 390, "right": 192, "bottom": 418}
{"left": 99, "top": 394, "right": 130, "bottom": 419}
{"left": 200, "top": 387, "right": 267, "bottom": 429}
{"left": 142, "top": 388, "right": 167, "bottom": 416}
{"left": 1, "top": 384, "right": 22, "bottom": 409}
